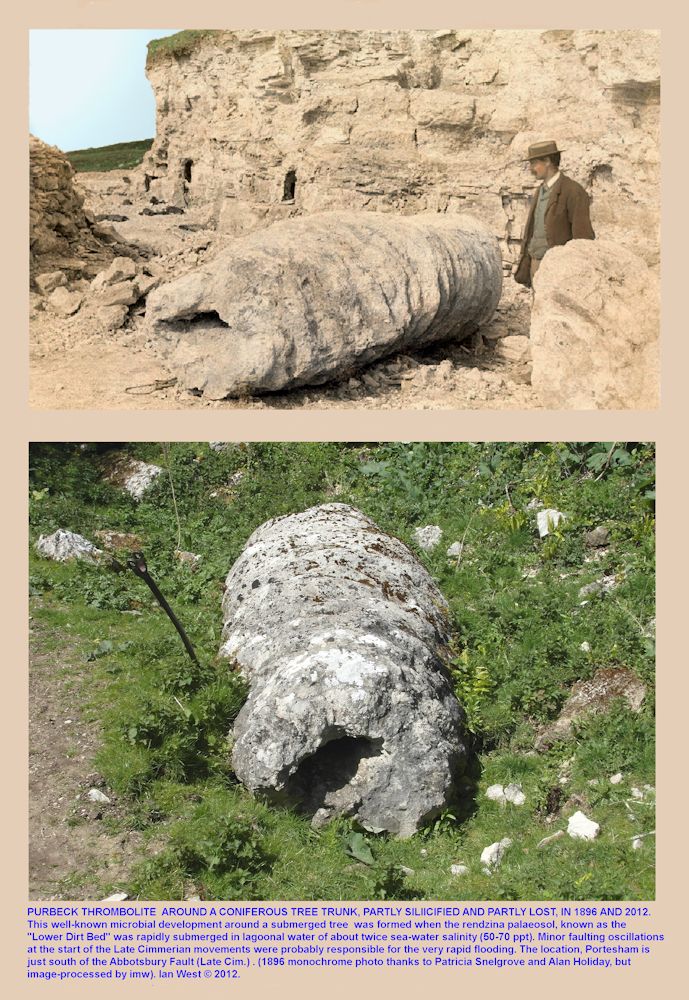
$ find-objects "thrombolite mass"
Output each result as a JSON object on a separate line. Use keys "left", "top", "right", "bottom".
{"left": 145, "top": 212, "right": 502, "bottom": 398}
{"left": 220, "top": 504, "right": 467, "bottom": 837}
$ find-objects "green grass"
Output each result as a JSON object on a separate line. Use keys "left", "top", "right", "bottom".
{"left": 65, "top": 139, "right": 153, "bottom": 173}
{"left": 146, "top": 30, "right": 220, "bottom": 66}
{"left": 29, "top": 442, "right": 656, "bottom": 900}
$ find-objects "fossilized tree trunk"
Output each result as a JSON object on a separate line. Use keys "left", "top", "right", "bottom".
{"left": 146, "top": 211, "right": 502, "bottom": 398}
{"left": 220, "top": 503, "right": 467, "bottom": 837}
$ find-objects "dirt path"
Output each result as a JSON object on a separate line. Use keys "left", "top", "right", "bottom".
{"left": 29, "top": 612, "right": 147, "bottom": 900}
{"left": 29, "top": 169, "right": 540, "bottom": 411}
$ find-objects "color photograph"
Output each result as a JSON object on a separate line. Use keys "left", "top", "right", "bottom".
{"left": 29, "top": 442, "right": 655, "bottom": 900}
{"left": 29, "top": 29, "right": 659, "bottom": 410}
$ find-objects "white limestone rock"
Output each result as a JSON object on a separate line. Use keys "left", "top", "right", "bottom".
{"left": 567, "top": 810, "right": 600, "bottom": 840}
{"left": 414, "top": 525, "right": 443, "bottom": 551}
{"left": 35, "top": 529, "right": 101, "bottom": 564}
{"left": 481, "top": 837, "right": 512, "bottom": 871}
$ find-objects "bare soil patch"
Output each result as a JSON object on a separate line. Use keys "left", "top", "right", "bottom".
{"left": 29, "top": 612, "right": 149, "bottom": 900}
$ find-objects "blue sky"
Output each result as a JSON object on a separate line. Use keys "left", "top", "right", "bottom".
{"left": 29, "top": 30, "right": 181, "bottom": 151}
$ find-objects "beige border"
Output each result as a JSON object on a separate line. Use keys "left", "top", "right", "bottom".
{"left": 9, "top": 1, "right": 687, "bottom": 995}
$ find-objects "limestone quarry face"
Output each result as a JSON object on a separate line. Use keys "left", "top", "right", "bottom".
{"left": 143, "top": 29, "right": 659, "bottom": 269}
{"left": 146, "top": 211, "right": 502, "bottom": 397}
{"left": 30, "top": 135, "right": 116, "bottom": 281}
{"left": 530, "top": 240, "right": 660, "bottom": 409}
{"left": 220, "top": 503, "right": 467, "bottom": 837}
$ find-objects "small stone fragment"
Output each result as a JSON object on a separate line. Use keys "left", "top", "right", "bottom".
{"left": 504, "top": 783, "right": 526, "bottom": 806}
{"left": 446, "top": 541, "right": 464, "bottom": 558}
{"left": 609, "top": 772, "right": 623, "bottom": 785}
{"left": 94, "top": 530, "right": 143, "bottom": 552}
{"left": 36, "top": 270, "right": 67, "bottom": 295}
{"left": 413, "top": 525, "right": 443, "bottom": 551}
{"left": 485, "top": 784, "right": 506, "bottom": 803}
{"left": 537, "top": 508, "right": 566, "bottom": 538}
{"left": 580, "top": 641, "right": 591, "bottom": 653}
{"left": 101, "top": 892, "right": 128, "bottom": 902}
{"left": 537, "top": 830, "right": 565, "bottom": 849}
{"left": 632, "top": 837, "right": 642, "bottom": 851}
{"left": 567, "top": 810, "right": 600, "bottom": 840}
{"left": 87, "top": 788, "right": 111, "bottom": 804}
{"left": 481, "top": 837, "right": 512, "bottom": 871}
{"left": 48, "top": 286, "right": 83, "bottom": 317}
{"left": 134, "top": 274, "right": 160, "bottom": 298}
{"left": 98, "top": 280, "right": 139, "bottom": 307}
{"left": 578, "top": 574, "right": 617, "bottom": 598}
{"left": 175, "top": 549, "right": 202, "bottom": 571}
{"left": 91, "top": 256, "right": 138, "bottom": 290}
{"left": 450, "top": 864, "right": 469, "bottom": 876}
{"left": 585, "top": 526, "right": 611, "bottom": 548}
{"left": 494, "top": 335, "right": 531, "bottom": 362}
{"left": 35, "top": 529, "right": 101, "bottom": 563}
{"left": 536, "top": 667, "right": 646, "bottom": 751}
{"left": 97, "top": 305, "right": 129, "bottom": 332}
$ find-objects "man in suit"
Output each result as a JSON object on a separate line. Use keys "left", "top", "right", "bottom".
{"left": 514, "top": 140, "right": 594, "bottom": 288}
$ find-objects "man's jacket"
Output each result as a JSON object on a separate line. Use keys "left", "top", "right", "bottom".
{"left": 514, "top": 173, "right": 595, "bottom": 287}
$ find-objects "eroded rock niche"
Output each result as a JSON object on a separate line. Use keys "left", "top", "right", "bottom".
{"left": 143, "top": 29, "right": 659, "bottom": 268}
{"left": 220, "top": 503, "right": 467, "bottom": 837}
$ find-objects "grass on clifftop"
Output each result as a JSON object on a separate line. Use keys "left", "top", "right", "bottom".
{"left": 29, "top": 442, "right": 655, "bottom": 901}
{"left": 146, "top": 30, "right": 220, "bottom": 66}
{"left": 66, "top": 139, "right": 153, "bottom": 173}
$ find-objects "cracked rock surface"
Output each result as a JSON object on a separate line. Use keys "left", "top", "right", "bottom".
{"left": 146, "top": 212, "right": 502, "bottom": 398}
{"left": 220, "top": 503, "right": 467, "bottom": 836}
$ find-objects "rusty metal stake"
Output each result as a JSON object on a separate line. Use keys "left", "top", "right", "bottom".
{"left": 127, "top": 551, "right": 201, "bottom": 668}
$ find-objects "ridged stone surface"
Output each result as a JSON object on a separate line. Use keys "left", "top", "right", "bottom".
{"left": 145, "top": 211, "right": 502, "bottom": 398}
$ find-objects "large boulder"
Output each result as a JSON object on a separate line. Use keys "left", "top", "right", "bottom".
{"left": 530, "top": 240, "right": 659, "bottom": 409}
{"left": 145, "top": 211, "right": 502, "bottom": 398}
{"left": 220, "top": 503, "right": 467, "bottom": 837}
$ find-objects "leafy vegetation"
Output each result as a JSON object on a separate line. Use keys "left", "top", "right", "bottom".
{"left": 66, "top": 139, "right": 154, "bottom": 173}
{"left": 146, "top": 30, "right": 220, "bottom": 66}
{"left": 29, "top": 442, "right": 655, "bottom": 900}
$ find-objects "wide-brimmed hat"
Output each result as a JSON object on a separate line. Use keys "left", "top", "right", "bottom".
{"left": 524, "top": 140, "right": 565, "bottom": 161}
